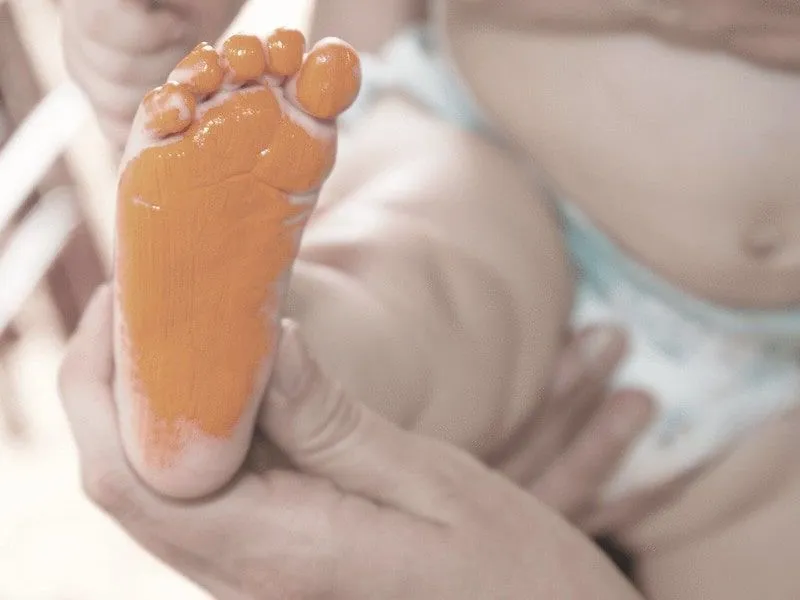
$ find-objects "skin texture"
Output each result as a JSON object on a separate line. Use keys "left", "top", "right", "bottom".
{"left": 62, "top": 0, "right": 657, "bottom": 532}
{"left": 59, "top": 286, "right": 645, "bottom": 600}
{"left": 63, "top": 0, "right": 800, "bottom": 595}
{"left": 63, "top": 1, "right": 665, "bottom": 590}
{"left": 445, "top": 0, "right": 800, "bottom": 308}
{"left": 440, "top": 0, "right": 800, "bottom": 596}
{"left": 445, "top": 0, "right": 800, "bottom": 68}
{"left": 115, "top": 31, "right": 360, "bottom": 497}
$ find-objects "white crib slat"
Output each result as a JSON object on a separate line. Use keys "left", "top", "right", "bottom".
{"left": 0, "top": 83, "right": 89, "bottom": 236}
{"left": 0, "top": 187, "right": 79, "bottom": 335}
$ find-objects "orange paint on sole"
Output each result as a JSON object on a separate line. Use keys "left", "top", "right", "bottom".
{"left": 115, "top": 33, "right": 361, "bottom": 486}
{"left": 118, "top": 90, "right": 330, "bottom": 468}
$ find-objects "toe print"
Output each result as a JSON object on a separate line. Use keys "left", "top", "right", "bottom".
{"left": 141, "top": 81, "right": 195, "bottom": 137}
{"left": 294, "top": 39, "right": 361, "bottom": 120}
{"left": 114, "top": 30, "right": 361, "bottom": 498}
{"left": 264, "top": 28, "right": 306, "bottom": 77}
{"left": 172, "top": 43, "right": 225, "bottom": 97}
{"left": 222, "top": 34, "right": 268, "bottom": 85}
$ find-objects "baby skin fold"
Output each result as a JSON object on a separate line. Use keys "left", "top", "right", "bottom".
{"left": 113, "top": 30, "right": 361, "bottom": 498}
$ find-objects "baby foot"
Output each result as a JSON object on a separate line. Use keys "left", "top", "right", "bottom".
{"left": 113, "top": 30, "right": 361, "bottom": 498}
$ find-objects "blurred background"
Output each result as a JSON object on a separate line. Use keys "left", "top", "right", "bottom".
{"left": 0, "top": 1, "right": 313, "bottom": 597}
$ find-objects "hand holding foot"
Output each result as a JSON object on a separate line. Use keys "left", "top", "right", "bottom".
{"left": 114, "top": 30, "right": 361, "bottom": 498}
{"left": 59, "top": 287, "right": 643, "bottom": 600}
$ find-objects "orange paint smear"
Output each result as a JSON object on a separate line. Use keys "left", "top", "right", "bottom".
{"left": 117, "top": 87, "right": 336, "bottom": 467}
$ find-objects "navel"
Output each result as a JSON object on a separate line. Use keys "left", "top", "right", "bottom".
{"left": 741, "top": 218, "right": 784, "bottom": 261}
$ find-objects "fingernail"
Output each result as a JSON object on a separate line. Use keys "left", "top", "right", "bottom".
{"left": 611, "top": 391, "right": 655, "bottom": 437}
{"left": 580, "top": 326, "right": 622, "bottom": 365}
{"left": 270, "top": 320, "right": 311, "bottom": 402}
{"left": 611, "top": 409, "right": 642, "bottom": 439}
{"left": 551, "top": 327, "right": 622, "bottom": 397}
{"left": 551, "top": 359, "right": 579, "bottom": 398}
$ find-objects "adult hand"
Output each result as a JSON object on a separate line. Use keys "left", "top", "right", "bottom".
{"left": 61, "top": 0, "right": 246, "bottom": 148}
{"left": 59, "top": 285, "right": 643, "bottom": 600}
{"left": 497, "top": 326, "right": 653, "bottom": 534}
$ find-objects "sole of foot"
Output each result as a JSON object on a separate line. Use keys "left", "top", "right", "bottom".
{"left": 113, "top": 29, "right": 361, "bottom": 499}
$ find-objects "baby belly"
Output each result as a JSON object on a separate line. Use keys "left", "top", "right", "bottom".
{"left": 444, "top": 22, "right": 800, "bottom": 309}
{"left": 441, "top": 18, "right": 800, "bottom": 502}
{"left": 575, "top": 202, "right": 800, "bottom": 310}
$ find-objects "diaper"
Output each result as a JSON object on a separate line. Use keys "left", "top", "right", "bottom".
{"left": 564, "top": 202, "right": 800, "bottom": 498}
{"left": 349, "top": 26, "right": 800, "bottom": 499}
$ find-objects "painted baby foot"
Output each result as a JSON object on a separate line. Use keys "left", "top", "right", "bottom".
{"left": 114, "top": 30, "right": 361, "bottom": 498}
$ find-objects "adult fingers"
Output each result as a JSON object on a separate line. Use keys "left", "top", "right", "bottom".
{"left": 58, "top": 284, "right": 121, "bottom": 468}
{"left": 498, "top": 325, "right": 627, "bottom": 484}
{"left": 577, "top": 494, "right": 654, "bottom": 537}
{"left": 521, "top": 326, "right": 628, "bottom": 481}
{"left": 56, "top": 284, "right": 167, "bottom": 522}
{"left": 530, "top": 389, "right": 654, "bottom": 519}
{"left": 57, "top": 284, "right": 160, "bottom": 527}
{"left": 56, "top": 293, "right": 375, "bottom": 599}
{"left": 549, "top": 326, "right": 627, "bottom": 402}
{"left": 578, "top": 466, "right": 701, "bottom": 535}
{"left": 59, "top": 319, "right": 348, "bottom": 600}
{"left": 260, "top": 320, "right": 482, "bottom": 523}
{"left": 545, "top": 326, "right": 628, "bottom": 433}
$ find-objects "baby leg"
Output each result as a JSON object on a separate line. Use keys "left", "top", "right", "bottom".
{"left": 283, "top": 95, "right": 576, "bottom": 473}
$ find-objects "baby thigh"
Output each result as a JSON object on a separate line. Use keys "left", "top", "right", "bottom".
{"left": 288, "top": 95, "right": 575, "bottom": 467}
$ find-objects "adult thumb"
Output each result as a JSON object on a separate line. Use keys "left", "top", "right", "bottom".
{"left": 259, "top": 320, "right": 473, "bottom": 523}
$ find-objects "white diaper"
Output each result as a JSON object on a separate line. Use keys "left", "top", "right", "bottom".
{"left": 562, "top": 202, "right": 800, "bottom": 498}
{"left": 349, "top": 26, "right": 800, "bottom": 499}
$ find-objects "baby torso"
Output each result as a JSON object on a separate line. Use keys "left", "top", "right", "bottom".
{"left": 436, "top": 0, "right": 800, "bottom": 545}
{"left": 441, "top": 0, "right": 800, "bottom": 309}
